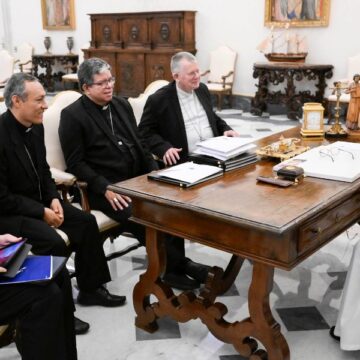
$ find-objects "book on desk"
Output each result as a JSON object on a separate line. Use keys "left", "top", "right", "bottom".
{"left": 148, "top": 162, "right": 223, "bottom": 188}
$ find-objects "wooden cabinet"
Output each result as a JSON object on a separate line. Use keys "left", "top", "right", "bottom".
{"left": 84, "top": 11, "right": 196, "bottom": 97}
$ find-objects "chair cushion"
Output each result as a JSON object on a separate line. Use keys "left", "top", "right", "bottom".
{"left": 72, "top": 203, "right": 119, "bottom": 231}
{"left": 55, "top": 228, "right": 70, "bottom": 246}
{"left": 62, "top": 73, "right": 79, "bottom": 82}
{"left": 206, "top": 83, "right": 232, "bottom": 92}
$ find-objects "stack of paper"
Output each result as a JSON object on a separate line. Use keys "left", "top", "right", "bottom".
{"left": 193, "top": 136, "right": 256, "bottom": 161}
{"left": 148, "top": 162, "right": 223, "bottom": 188}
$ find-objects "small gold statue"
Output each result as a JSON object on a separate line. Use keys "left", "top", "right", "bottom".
{"left": 345, "top": 74, "right": 360, "bottom": 131}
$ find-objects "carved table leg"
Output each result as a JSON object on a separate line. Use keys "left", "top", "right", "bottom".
{"left": 134, "top": 230, "right": 289, "bottom": 360}
{"left": 246, "top": 262, "right": 290, "bottom": 360}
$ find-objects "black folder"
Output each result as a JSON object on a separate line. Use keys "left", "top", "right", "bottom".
{"left": 188, "top": 152, "right": 258, "bottom": 172}
{"left": 148, "top": 170, "right": 222, "bottom": 188}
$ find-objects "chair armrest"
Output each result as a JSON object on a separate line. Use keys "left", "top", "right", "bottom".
{"left": 76, "top": 181, "right": 91, "bottom": 213}
{"left": 18, "top": 59, "right": 32, "bottom": 66}
{"left": 50, "top": 168, "right": 76, "bottom": 186}
{"left": 50, "top": 168, "right": 77, "bottom": 204}
{"left": 221, "top": 71, "right": 234, "bottom": 88}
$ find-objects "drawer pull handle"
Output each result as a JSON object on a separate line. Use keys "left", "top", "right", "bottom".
{"left": 311, "top": 227, "right": 322, "bottom": 234}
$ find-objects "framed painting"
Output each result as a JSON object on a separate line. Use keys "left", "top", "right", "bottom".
{"left": 264, "top": 0, "right": 330, "bottom": 27}
{"left": 41, "top": 0, "right": 76, "bottom": 30}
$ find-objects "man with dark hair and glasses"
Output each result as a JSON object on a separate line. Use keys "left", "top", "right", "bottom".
{"left": 59, "top": 57, "right": 211, "bottom": 290}
{"left": 0, "top": 73, "right": 127, "bottom": 336}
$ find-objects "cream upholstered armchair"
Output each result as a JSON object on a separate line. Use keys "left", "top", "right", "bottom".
{"left": 62, "top": 43, "right": 89, "bottom": 89}
{"left": 0, "top": 50, "right": 15, "bottom": 88}
{"left": 14, "top": 42, "right": 34, "bottom": 73}
{"left": 128, "top": 79, "right": 169, "bottom": 124}
{"left": 43, "top": 91, "right": 139, "bottom": 260}
{"left": 327, "top": 53, "right": 360, "bottom": 121}
{"left": 201, "top": 46, "right": 237, "bottom": 110}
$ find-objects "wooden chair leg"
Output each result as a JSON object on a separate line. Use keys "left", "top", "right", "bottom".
{"left": 217, "top": 94, "right": 223, "bottom": 110}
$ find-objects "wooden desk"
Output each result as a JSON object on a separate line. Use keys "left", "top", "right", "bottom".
{"left": 32, "top": 54, "right": 78, "bottom": 92}
{"left": 109, "top": 128, "right": 360, "bottom": 360}
{"left": 251, "top": 62, "right": 333, "bottom": 120}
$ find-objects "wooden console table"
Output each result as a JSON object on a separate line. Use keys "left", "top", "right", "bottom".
{"left": 32, "top": 54, "right": 78, "bottom": 92}
{"left": 109, "top": 127, "right": 360, "bottom": 360}
{"left": 84, "top": 11, "right": 196, "bottom": 97}
{"left": 251, "top": 62, "right": 333, "bottom": 120}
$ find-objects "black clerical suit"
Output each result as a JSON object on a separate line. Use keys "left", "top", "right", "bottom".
{"left": 138, "top": 81, "right": 232, "bottom": 163}
{"left": 59, "top": 95, "right": 187, "bottom": 271}
{"left": 0, "top": 110, "right": 111, "bottom": 292}
{"left": 0, "top": 267, "right": 77, "bottom": 360}
{"left": 0, "top": 219, "right": 76, "bottom": 359}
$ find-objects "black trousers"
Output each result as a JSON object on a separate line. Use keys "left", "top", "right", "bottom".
{"left": 88, "top": 192, "right": 189, "bottom": 273}
{"left": 0, "top": 268, "right": 77, "bottom": 360}
{"left": 9, "top": 202, "right": 111, "bottom": 291}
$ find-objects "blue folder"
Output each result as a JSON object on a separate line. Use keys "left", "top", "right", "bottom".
{"left": 0, "top": 255, "right": 67, "bottom": 285}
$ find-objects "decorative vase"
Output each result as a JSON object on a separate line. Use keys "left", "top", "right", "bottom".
{"left": 44, "top": 36, "right": 51, "bottom": 54}
{"left": 66, "top": 36, "right": 74, "bottom": 54}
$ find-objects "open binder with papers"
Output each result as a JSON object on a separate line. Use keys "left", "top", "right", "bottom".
{"left": 0, "top": 256, "right": 67, "bottom": 284}
{"left": 148, "top": 162, "right": 223, "bottom": 188}
{"left": 193, "top": 136, "right": 257, "bottom": 161}
{"left": 276, "top": 141, "right": 360, "bottom": 182}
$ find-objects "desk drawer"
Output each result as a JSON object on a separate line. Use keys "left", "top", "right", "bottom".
{"left": 298, "top": 193, "right": 360, "bottom": 254}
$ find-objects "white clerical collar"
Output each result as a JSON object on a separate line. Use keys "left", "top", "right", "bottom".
{"left": 102, "top": 104, "right": 109, "bottom": 110}
{"left": 176, "top": 83, "right": 194, "bottom": 99}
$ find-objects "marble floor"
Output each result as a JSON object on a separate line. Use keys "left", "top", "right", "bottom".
{"left": 1, "top": 111, "right": 359, "bottom": 360}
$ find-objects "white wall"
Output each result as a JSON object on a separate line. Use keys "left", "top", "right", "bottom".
{"left": 4, "top": 0, "right": 360, "bottom": 97}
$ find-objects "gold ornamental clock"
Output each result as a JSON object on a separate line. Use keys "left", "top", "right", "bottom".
{"left": 301, "top": 102, "right": 325, "bottom": 137}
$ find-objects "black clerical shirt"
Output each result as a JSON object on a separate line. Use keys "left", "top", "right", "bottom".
{"left": 13, "top": 117, "right": 42, "bottom": 201}
{"left": 84, "top": 96, "right": 142, "bottom": 180}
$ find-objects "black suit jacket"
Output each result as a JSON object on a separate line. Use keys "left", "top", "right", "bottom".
{"left": 59, "top": 95, "right": 157, "bottom": 196}
{"left": 0, "top": 110, "right": 59, "bottom": 220}
{"left": 138, "top": 81, "right": 232, "bottom": 163}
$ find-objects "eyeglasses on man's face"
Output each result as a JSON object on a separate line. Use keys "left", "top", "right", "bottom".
{"left": 90, "top": 76, "right": 116, "bottom": 88}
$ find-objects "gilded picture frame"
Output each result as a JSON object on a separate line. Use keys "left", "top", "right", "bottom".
{"left": 41, "top": 0, "right": 76, "bottom": 30}
{"left": 264, "top": 0, "right": 330, "bottom": 28}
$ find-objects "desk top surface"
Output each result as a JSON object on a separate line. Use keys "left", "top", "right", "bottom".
{"left": 110, "top": 127, "right": 360, "bottom": 234}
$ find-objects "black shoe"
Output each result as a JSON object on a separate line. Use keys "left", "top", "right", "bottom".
{"left": 74, "top": 317, "right": 90, "bottom": 335}
{"left": 184, "top": 260, "right": 211, "bottom": 283}
{"left": 329, "top": 326, "right": 340, "bottom": 342}
{"left": 163, "top": 272, "right": 200, "bottom": 290}
{"left": 77, "top": 286, "right": 126, "bottom": 307}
